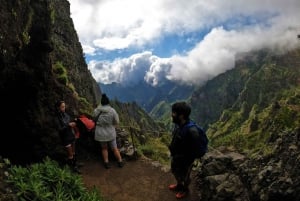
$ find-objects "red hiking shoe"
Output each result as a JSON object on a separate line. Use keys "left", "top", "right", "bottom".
{"left": 169, "top": 184, "right": 178, "bottom": 191}
{"left": 175, "top": 190, "right": 188, "bottom": 199}
{"left": 169, "top": 184, "right": 185, "bottom": 192}
{"left": 169, "top": 184, "right": 183, "bottom": 191}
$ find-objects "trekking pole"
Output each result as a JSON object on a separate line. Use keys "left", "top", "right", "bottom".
{"left": 129, "top": 126, "right": 138, "bottom": 160}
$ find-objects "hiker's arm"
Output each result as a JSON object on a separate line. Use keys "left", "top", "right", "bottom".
{"left": 112, "top": 110, "right": 120, "bottom": 126}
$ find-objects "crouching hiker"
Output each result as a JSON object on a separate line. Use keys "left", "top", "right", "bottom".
{"left": 54, "top": 100, "right": 81, "bottom": 174}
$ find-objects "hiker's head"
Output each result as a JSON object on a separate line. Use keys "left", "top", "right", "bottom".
{"left": 101, "top": 93, "right": 110, "bottom": 105}
{"left": 171, "top": 102, "right": 191, "bottom": 124}
{"left": 55, "top": 100, "right": 66, "bottom": 112}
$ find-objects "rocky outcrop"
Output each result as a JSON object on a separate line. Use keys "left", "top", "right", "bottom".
{"left": 196, "top": 128, "right": 300, "bottom": 201}
{"left": 0, "top": 0, "right": 101, "bottom": 164}
{"left": 116, "top": 128, "right": 137, "bottom": 160}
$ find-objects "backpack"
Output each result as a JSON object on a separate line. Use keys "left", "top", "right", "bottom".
{"left": 184, "top": 121, "right": 208, "bottom": 158}
{"left": 75, "top": 115, "right": 96, "bottom": 139}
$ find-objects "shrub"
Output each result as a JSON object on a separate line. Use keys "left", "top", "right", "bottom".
{"left": 6, "top": 157, "right": 106, "bottom": 201}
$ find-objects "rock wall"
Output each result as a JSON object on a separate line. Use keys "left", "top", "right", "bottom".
{"left": 0, "top": 0, "right": 101, "bottom": 164}
{"left": 196, "top": 128, "right": 300, "bottom": 201}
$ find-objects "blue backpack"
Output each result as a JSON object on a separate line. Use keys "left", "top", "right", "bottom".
{"left": 184, "top": 121, "right": 208, "bottom": 158}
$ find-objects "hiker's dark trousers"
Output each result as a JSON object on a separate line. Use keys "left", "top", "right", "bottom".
{"left": 171, "top": 155, "right": 194, "bottom": 187}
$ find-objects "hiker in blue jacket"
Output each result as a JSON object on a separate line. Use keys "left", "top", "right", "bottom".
{"left": 93, "top": 94, "right": 124, "bottom": 169}
{"left": 168, "top": 101, "right": 204, "bottom": 199}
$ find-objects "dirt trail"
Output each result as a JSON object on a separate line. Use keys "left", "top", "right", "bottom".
{"left": 80, "top": 157, "right": 200, "bottom": 201}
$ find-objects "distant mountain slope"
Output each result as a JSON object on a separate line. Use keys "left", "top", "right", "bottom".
{"left": 190, "top": 48, "right": 300, "bottom": 201}
{"left": 189, "top": 47, "right": 300, "bottom": 154}
{"left": 111, "top": 100, "right": 165, "bottom": 133}
{"left": 100, "top": 79, "right": 194, "bottom": 112}
{"left": 189, "top": 51, "right": 268, "bottom": 129}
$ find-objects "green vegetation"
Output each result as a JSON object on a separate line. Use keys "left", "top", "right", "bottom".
{"left": 5, "top": 157, "right": 106, "bottom": 201}
{"left": 78, "top": 97, "right": 94, "bottom": 115}
{"left": 189, "top": 49, "right": 300, "bottom": 160}
{"left": 149, "top": 100, "right": 180, "bottom": 132}
{"left": 117, "top": 122, "right": 171, "bottom": 165}
{"left": 52, "top": 61, "right": 95, "bottom": 115}
{"left": 207, "top": 89, "right": 300, "bottom": 158}
{"left": 138, "top": 136, "right": 171, "bottom": 165}
{"left": 21, "top": 31, "right": 30, "bottom": 45}
{"left": 109, "top": 100, "right": 173, "bottom": 165}
{"left": 21, "top": 7, "right": 33, "bottom": 46}
{"left": 11, "top": 8, "right": 17, "bottom": 18}
{"left": 53, "top": 61, "right": 68, "bottom": 85}
{"left": 49, "top": 2, "right": 55, "bottom": 25}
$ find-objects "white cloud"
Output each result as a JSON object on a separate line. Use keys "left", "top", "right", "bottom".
{"left": 166, "top": 25, "right": 300, "bottom": 85}
{"left": 71, "top": 0, "right": 163, "bottom": 49}
{"left": 82, "top": 44, "right": 96, "bottom": 55}
{"left": 70, "top": 0, "right": 300, "bottom": 86}
{"left": 89, "top": 51, "right": 159, "bottom": 86}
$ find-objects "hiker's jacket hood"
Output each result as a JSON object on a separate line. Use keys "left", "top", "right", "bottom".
{"left": 93, "top": 105, "right": 119, "bottom": 142}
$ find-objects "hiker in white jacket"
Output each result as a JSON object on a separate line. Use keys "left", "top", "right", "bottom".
{"left": 93, "top": 93, "right": 124, "bottom": 169}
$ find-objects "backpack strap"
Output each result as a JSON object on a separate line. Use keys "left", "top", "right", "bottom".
{"left": 93, "top": 111, "right": 102, "bottom": 123}
{"left": 179, "top": 121, "right": 196, "bottom": 137}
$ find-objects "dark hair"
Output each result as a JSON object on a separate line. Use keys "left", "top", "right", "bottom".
{"left": 171, "top": 101, "right": 191, "bottom": 120}
{"left": 101, "top": 93, "right": 110, "bottom": 105}
{"left": 55, "top": 100, "right": 65, "bottom": 108}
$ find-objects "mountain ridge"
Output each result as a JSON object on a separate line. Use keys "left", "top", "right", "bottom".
{"left": 100, "top": 79, "right": 194, "bottom": 113}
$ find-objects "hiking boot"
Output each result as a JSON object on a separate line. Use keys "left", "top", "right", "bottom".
{"left": 76, "top": 162, "right": 84, "bottom": 167}
{"left": 104, "top": 162, "right": 111, "bottom": 169}
{"left": 117, "top": 161, "right": 124, "bottom": 168}
{"left": 175, "top": 189, "right": 188, "bottom": 199}
{"left": 72, "top": 166, "right": 82, "bottom": 174}
{"left": 73, "top": 155, "right": 84, "bottom": 167}
{"left": 168, "top": 184, "right": 183, "bottom": 192}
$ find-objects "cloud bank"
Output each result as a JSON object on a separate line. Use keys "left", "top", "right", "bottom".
{"left": 70, "top": 0, "right": 300, "bottom": 86}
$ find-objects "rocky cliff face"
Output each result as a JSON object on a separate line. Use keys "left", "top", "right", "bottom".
{"left": 0, "top": 0, "right": 101, "bottom": 164}
{"left": 196, "top": 128, "right": 300, "bottom": 201}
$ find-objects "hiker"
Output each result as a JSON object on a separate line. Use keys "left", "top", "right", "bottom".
{"left": 54, "top": 100, "right": 81, "bottom": 174}
{"left": 168, "top": 101, "right": 204, "bottom": 199}
{"left": 93, "top": 93, "right": 124, "bottom": 169}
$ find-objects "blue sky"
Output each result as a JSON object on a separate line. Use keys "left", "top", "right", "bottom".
{"left": 70, "top": 0, "right": 300, "bottom": 87}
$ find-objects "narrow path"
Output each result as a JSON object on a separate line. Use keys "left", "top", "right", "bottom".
{"left": 80, "top": 157, "right": 200, "bottom": 201}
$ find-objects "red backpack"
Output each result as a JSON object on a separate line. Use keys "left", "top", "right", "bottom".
{"left": 75, "top": 115, "right": 96, "bottom": 138}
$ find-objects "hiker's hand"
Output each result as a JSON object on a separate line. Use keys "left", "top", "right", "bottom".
{"left": 69, "top": 122, "right": 76, "bottom": 127}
